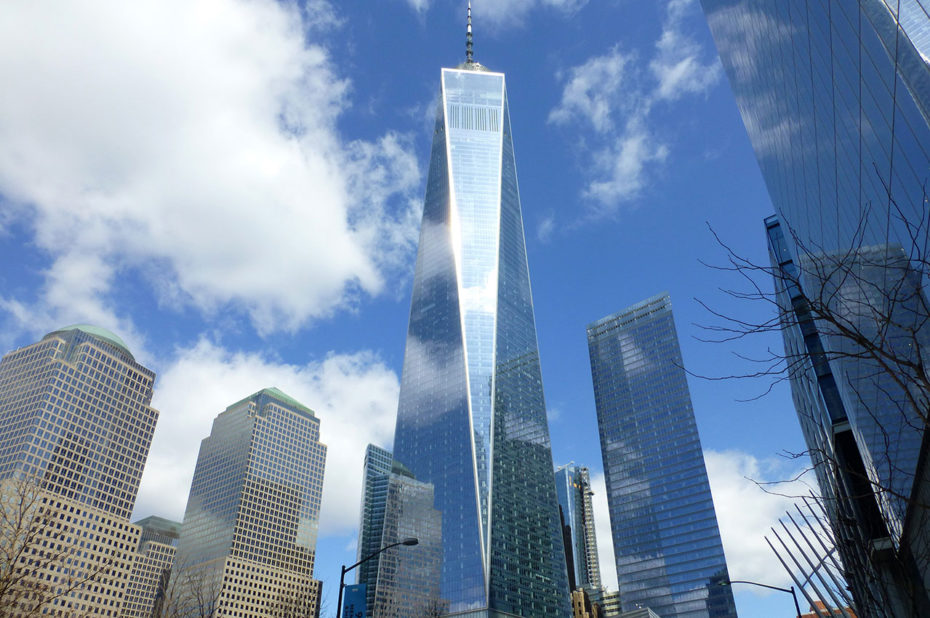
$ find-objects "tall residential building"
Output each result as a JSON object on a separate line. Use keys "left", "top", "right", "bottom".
{"left": 391, "top": 7, "right": 571, "bottom": 616}
{"left": 122, "top": 516, "right": 182, "bottom": 618}
{"left": 0, "top": 324, "right": 158, "bottom": 616}
{"left": 555, "top": 464, "right": 601, "bottom": 593}
{"left": 170, "top": 388, "right": 326, "bottom": 617}
{"left": 702, "top": 2, "right": 930, "bottom": 614}
{"left": 587, "top": 295, "right": 736, "bottom": 618}
{"left": 356, "top": 445, "right": 443, "bottom": 617}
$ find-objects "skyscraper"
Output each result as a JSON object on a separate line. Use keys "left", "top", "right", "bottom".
{"left": 587, "top": 295, "right": 736, "bottom": 618}
{"left": 766, "top": 217, "right": 930, "bottom": 615}
{"left": 122, "top": 516, "right": 182, "bottom": 618}
{"left": 356, "top": 444, "right": 443, "bottom": 617}
{"left": 170, "top": 388, "right": 326, "bottom": 617}
{"left": 702, "top": 2, "right": 930, "bottom": 614}
{"left": 554, "top": 464, "right": 601, "bottom": 593}
{"left": 391, "top": 7, "right": 571, "bottom": 616}
{"left": 0, "top": 324, "right": 159, "bottom": 615}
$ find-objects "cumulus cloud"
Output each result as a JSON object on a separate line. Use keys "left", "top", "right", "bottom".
{"left": 549, "top": 48, "right": 630, "bottom": 133}
{"left": 0, "top": 0, "right": 420, "bottom": 337}
{"left": 651, "top": 0, "right": 722, "bottom": 102}
{"left": 135, "top": 340, "right": 399, "bottom": 537}
{"left": 705, "top": 449, "right": 816, "bottom": 588}
{"left": 549, "top": 0, "right": 720, "bottom": 217}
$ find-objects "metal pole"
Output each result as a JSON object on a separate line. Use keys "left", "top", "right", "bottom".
{"left": 790, "top": 586, "right": 803, "bottom": 618}
{"left": 336, "top": 564, "right": 347, "bottom": 618}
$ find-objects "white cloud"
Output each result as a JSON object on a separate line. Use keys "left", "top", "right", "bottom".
{"left": 549, "top": 0, "right": 720, "bottom": 216}
{"left": 589, "top": 472, "right": 618, "bottom": 591}
{"left": 705, "top": 449, "right": 816, "bottom": 589}
{"left": 585, "top": 118, "right": 669, "bottom": 212}
{"left": 135, "top": 340, "right": 399, "bottom": 537}
{"left": 400, "top": 0, "right": 587, "bottom": 27}
{"left": 548, "top": 48, "right": 630, "bottom": 133}
{"left": 650, "top": 0, "right": 722, "bottom": 102}
{"left": 593, "top": 450, "right": 818, "bottom": 597}
{"left": 0, "top": 0, "right": 420, "bottom": 337}
{"left": 536, "top": 212, "right": 555, "bottom": 242}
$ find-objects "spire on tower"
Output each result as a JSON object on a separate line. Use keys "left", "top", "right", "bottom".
{"left": 466, "top": 1, "right": 474, "bottom": 64}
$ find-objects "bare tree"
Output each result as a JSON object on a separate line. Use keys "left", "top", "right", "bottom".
{"left": 698, "top": 205, "right": 930, "bottom": 617}
{"left": 152, "top": 563, "right": 222, "bottom": 618}
{"left": 0, "top": 474, "right": 116, "bottom": 617}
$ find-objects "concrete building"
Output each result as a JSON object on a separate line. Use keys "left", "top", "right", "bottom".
{"left": 170, "top": 388, "right": 326, "bottom": 617}
{"left": 122, "top": 516, "right": 181, "bottom": 618}
{"left": 0, "top": 325, "right": 159, "bottom": 616}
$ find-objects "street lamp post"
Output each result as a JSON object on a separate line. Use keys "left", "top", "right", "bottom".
{"left": 335, "top": 537, "right": 419, "bottom": 618}
{"left": 722, "top": 579, "right": 802, "bottom": 618}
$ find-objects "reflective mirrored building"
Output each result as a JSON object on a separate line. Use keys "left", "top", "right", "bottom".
{"left": 391, "top": 13, "right": 571, "bottom": 617}
{"left": 554, "top": 464, "right": 601, "bottom": 594}
{"left": 356, "top": 445, "right": 443, "bottom": 617}
{"left": 587, "top": 295, "right": 736, "bottom": 618}
{"left": 702, "top": 2, "right": 930, "bottom": 614}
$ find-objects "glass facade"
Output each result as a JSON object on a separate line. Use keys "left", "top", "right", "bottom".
{"left": 703, "top": 3, "right": 930, "bottom": 613}
{"left": 357, "top": 444, "right": 395, "bottom": 609}
{"left": 587, "top": 295, "right": 736, "bottom": 618}
{"left": 393, "top": 61, "right": 570, "bottom": 617}
{"left": 172, "top": 387, "right": 326, "bottom": 617}
{"left": 554, "top": 464, "right": 601, "bottom": 593}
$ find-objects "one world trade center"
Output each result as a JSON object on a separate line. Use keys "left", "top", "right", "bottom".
{"left": 391, "top": 6, "right": 571, "bottom": 617}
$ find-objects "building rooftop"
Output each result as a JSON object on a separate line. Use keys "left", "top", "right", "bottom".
{"left": 47, "top": 324, "right": 134, "bottom": 360}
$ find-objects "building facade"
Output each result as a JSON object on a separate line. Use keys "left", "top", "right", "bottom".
{"left": 170, "top": 388, "right": 326, "bottom": 617}
{"left": 587, "top": 295, "right": 736, "bottom": 617}
{"left": 391, "top": 10, "right": 571, "bottom": 617}
{"left": 0, "top": 325, "right": 159, "bottom": 616}
{"left": 702, "top": 2, "right": 930, "bottom": 614}
{"left": 356, "top": 444, "right": 443, "bottom": 617}
{"left": 555, "top": 464, "right": 601, "bottom": 593}
{"left": 766, "top": 217, "right": 930, "bottom": 615}
{"left": 122, "top": 516, "right": 182, "bottom": 618}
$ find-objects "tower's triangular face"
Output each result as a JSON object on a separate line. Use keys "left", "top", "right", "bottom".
{"left": 393, "top": 67, "right": 571, "bottom": 617}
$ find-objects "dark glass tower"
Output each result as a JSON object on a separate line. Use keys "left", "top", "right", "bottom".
{"left": 554, "top": 464, "right": 601, "bottom": 593}
{"left": 702, "top": 2, "right": 930, "bottom": 614}
{"left": 391, "top": 9, "right": 571, "bottom": 617}
{"left": 587, "top": 294, "right": 736, "bottom": 618}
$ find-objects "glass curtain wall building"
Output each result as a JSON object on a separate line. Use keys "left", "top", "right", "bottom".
{"left": 356, "top": 444, "right": 443, "bottom": 616}
{"left": 766, "top": 216, "right": 930, "bottom": 616}
{"left": 702, "top": 2, "right": 930, "bottom": 614}
{"left": 391, "top": 12, "right": 571, "bottom": 617}
{"left": 171, "top": 388, "right": 327, "bottom": 617}
{"left": 554, "top": 464, "right": 601, "bottom": 593}
{"left": 587, "top": 295, "right": 736, "bottom": 618}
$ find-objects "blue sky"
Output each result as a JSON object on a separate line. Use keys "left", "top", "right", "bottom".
{"left": 0, "top": 0, "right": 817, "bottom": 615}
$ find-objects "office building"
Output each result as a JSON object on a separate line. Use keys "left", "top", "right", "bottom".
{"left": 356, "top": 444, "right": 443, "bottom": 617}
{"left": 355, "top": 445, "right": 443, "bottom": 617}
{"left": 555, "top": 464, "right": 601, "bottom": 592}
{"left": 587, "top": 295, "right": 736, "bottom": 617}
{"left": 766, "top": 217, "right": 930, "bottom": 615}
{"left": 122, "top": 516, "right": 181, "bottom": 618}
{"left": 0, "top": 324, "right": 158, "bottom": 616}
{"left": 391, "top": 7, "right": 571, "bottom": 616}
{"left": 703, "top": 2, "right": 930, "bottom": 614}
{"left": 170, "top": 388, "right": 326, "bottom": 617}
